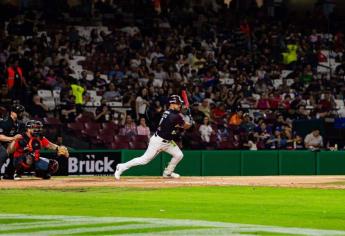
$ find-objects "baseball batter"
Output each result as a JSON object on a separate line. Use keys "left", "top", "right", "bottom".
{"left": 114, "top": 95, "right": 192, "bottom": 180}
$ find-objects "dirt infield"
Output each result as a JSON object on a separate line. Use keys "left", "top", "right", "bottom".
{"left": 1, "top": 176, "right": 345, "bottom": 189}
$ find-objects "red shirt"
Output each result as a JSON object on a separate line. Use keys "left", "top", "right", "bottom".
{"left": 212, "top": 108, "right": 226, "bottom": 118}
{"left": 14, "top": 135, "right": 50, "bottom": 161}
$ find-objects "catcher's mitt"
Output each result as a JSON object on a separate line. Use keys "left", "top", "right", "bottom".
{"left": 57, "top": 146, "right": 69, "bottom": 158}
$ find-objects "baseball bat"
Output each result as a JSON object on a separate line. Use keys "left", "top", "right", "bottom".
{"left": 181, "top": 90, "right": 190, "bottom": 109}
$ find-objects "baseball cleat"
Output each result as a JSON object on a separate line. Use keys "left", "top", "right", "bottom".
{"left": 13, "top": 173, "right": 22, "bottom": 181}
{"left": 163, "top": 172, "right": 180, "bottom": 178}
{"left": 114, "top": 164, "right": 124, "bottom": 180}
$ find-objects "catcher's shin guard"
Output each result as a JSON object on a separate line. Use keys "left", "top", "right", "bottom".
{"left": 48, "top": 159, "right": 59, "bottom": 174}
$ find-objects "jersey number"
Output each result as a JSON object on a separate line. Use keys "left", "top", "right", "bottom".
{"left": 158, "top": 111, "right": 170, "bottom": 126}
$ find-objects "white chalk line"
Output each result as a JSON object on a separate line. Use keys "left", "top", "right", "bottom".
{"left": 0, "top": 214, "right": 345, "bottom": 236}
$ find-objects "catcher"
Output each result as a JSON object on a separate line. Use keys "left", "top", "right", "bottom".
{"left": 11, "top": 120, "right": 69, "bottom": 180}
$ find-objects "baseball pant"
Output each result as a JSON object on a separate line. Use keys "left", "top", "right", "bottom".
{"left": 121, "top": 134, "right": 183, "bottom": 174}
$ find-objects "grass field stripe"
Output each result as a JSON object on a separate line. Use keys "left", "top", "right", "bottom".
{"left": 5, "top": 224, "right": 163, "bottom": 236}
{"left": 68, "top": 226, "right": 209, "bottom": 236}
{"left": 118, "top": 228, "right": 292, "bottom": 236}
{"left": 0, "top": 221, "right": 139, "bottom": 234}
{"left": 0, "top": 219, "right": 54, "bottom": 224}
{"left": 2, "top": 214, "right": 345, "bottom": 236}
{"left": 0, "top": 219, "right": 124, "bottom": 231}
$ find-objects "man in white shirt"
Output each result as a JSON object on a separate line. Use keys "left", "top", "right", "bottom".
{"left": 304, "top": 129, "right": 323, "bottom": 150}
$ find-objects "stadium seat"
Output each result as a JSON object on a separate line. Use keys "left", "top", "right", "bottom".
{"left": 84, "top": 122, "right": 101, "bottom": 130}
{"left": 129, "top": 141, "right": 147, "bottom": 149}
{"left": 108, "top": 142, "right": 129, "bottom": 149}
{"left": 81, "top": 128, "right": 99, "bottom": 139}
{"left": 96, "top": 134, "right": 114, "bottom": 145}
{"left": 43, "top": 117, "right": 61, "bottom": 126}
{"left": 99, "top": 128, "right": 116, "bottom": 136}
{"left": 76, "top": 112, "right": 95, "bottom": 122}
{"left": 67, "top": 122, "right": 84, "bottom": 135}
{"left": 131, "top": 135, "right": 149, "bottom": 143}
{"left": 114, "top": 135, "right": 131, "bottom": 143}
{"left": 101, "top": 122, "right": 120, "bottom": 131}
{"left": 37, "top": 90, "right": 53, "bottom": 99}
{"left": 217, "top": 141, "right": 235, "bottom": 150}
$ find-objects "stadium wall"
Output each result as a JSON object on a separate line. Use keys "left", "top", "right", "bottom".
{"left": 32, "top": 150, "right": 345, "bottom": 176}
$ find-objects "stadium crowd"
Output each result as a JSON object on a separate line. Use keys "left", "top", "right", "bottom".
{"left": 0, "top": 0, "right": 344, "bottom": 150}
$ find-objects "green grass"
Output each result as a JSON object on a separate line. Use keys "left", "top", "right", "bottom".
{"left": 0, "top": 218, "right": 52, "bottom": 224}
{"left": 68, "top": 226, "right": 208, "bottom": 236}
{"left": 1, "top": 186, "right": 345, "bottom": 230}
{"left": 0, "top": 221, "right": 139, "bottom": 234}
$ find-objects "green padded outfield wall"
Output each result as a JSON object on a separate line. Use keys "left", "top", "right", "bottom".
{"left": 317, "top": 151, "right": 345, "bottom": 175}
{"left": 202, "top": 151, "right": 241, "bottom": 176}
{"left": 279, "top": 151, "right": 316, "bottom": 175}
{"left": 241, "top": 151, "right": 279, "bottom": 176}
{"left": 119, "top": 150, "right": 345, "bottom": 176}
{"left": 162, "top": 151, "right": 202, "bottom": 176}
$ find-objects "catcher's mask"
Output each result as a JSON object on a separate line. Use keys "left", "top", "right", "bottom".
{"left": 26, "top": 120, "right": 43, "bottom": 137}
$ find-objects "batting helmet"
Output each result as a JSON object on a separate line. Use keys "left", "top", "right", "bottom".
{"left": 169, "top": 95, "right": 183, "bottom": 105}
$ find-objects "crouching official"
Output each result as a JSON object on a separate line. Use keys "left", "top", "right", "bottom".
{"left": 12, "top": 120, "right": 69, "bottom": 180}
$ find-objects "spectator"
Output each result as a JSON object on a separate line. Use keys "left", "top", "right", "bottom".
{"left": 136, "top": 88, "right": 150, "bottom": 119}
{"left": 256, "top": 93, "right": 270, "bottom": 109}
{"left": 137, "top": 117, "right": 150, "bottom": 137}
{"left": 0, "top": 84, "right": 11, "bottom": 107}
{"left": 216, "top": 124, "right": 229, "bottom": 142}
{"left": 304, "top": 129, "right": 323, "bottom": 150}
{"left": 240, "top": 113, "right": 255, "bottom": 132}
{"left": 30, "top": 95, "right": 48, "bottom": 118}
{"left": 199, "top": 116, "right": 214, "bottom": 143}
{"left": 266, "top": 130, "right": 287, "bottom": 149}
{"left": 95, "top": 101, "right": 111, "bottom": 123}
{"left": 211, "top": 102, "right": 227, "bottom": 121}
{"left": 103, "top": 83, "right": 121, "bottom": 102}
{"left": 198, "top": 99, "right": 211, "bottom": 118}
{"left": 190, "top": 102, "right": 205, "bottom": 125}
{"left": 229, "top": 110, "right": 243, "bottom": 126}
{"left": 120, "top": 115, "right": 137, "bottom": 137}
{"left": 60, "top": 95, "right": 77, "bottom": 123}
{"left": 7, "top": 57, "right": 27, "bottom": 103}
{"left": 317, "top": 92, "right": 336, "bottom": 118}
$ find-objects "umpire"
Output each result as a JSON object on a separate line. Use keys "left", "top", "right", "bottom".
{"left": 0, "top": 104, "right": 25, "bottom": 179}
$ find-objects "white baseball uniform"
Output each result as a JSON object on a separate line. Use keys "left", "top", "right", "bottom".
{"left": 115, "top": 108, "right": 186, "bottom": 179}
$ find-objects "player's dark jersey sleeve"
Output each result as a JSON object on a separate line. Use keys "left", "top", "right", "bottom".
{"left": 173, "top": 113, "right": 185, "bottom": 127}
{"left": 0, "top": 119, "right": 12, "bottom": 135}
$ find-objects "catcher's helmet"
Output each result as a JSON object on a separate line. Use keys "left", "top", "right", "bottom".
{"left": 26, "top": 120, "right": 43, "bottom": 137}
{"left": 169, "top": 95, "right": 183, "bottom": 105}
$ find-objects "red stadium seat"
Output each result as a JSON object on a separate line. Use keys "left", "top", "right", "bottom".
{"left": 67, "top": 122, "right": 84, "bottom": 131}
{"left": 76, "top": 112, "right": 95, "bottom": 122}
{"left": 96, "top": 134, "right": 114, "bottom": 145}
{"left": 101, "top": 122, "right": 120, "bottom": 131}
{"left": 114, "top": 135, "right": 131, "bottom": 143}
{"left": 217, "top": 141, "right": 235, "bottom": 150}
{"left": 81, "top": 128, "right": 99, "bottom": 139}
{"left": 99, "top": 128, "right": 116, "bottom": 136}
{"left": 84, "top": 122, "right": 101, "bottom": 130}
{"left": 131, "top": 135, "right": 149, "bottom": 143}
{"left": 43, "top": 117, "right": 61, "bottom": 126}
{"left": 108, "top": 142, "right": 129, "bottom": 149}
{"left": 129, "top": 141, "right": 147, "bottom": 149}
